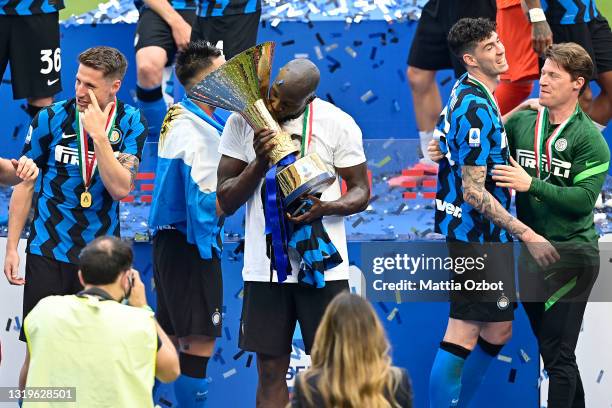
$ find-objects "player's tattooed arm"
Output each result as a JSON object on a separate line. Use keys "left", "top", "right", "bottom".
{"left": 117, "top": 153, "right": 140, "bottom": 187}
{"left": 461, "top": 165, "right": 529, "bottom": 237}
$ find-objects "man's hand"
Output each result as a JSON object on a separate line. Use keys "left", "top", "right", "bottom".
{"left": 286, "top": 195, "right": 329, "bottom": 224}
{"left": 11, "top": 156, "right": 38, "bottom": 182}
{"left": 521, "top": 229, "right": 560, "bottom": 267}
{"left": 127, "top": 269, "right": 148, "bottom": 308}
{"left": 170, "top": 16, "right": 192, "bottom": 51}
{"left": 3, "top": 248, "right": 24, "bottom": 285}
{"left": 253, "top": 128, "right": 276, "bottom": 166}
{"left": 518, "top": 98, "right": 541, "bottom": 112}
{"left": 81, "top": 89, "right": 114, "bottom": 142}
{"left": 532, "top": 20, "right": 553, "bottom": 56}
{"left": 427, "top": 139, "right": 444, "bottom": 163}
{"left": 492, "top": 156, "right": 532, "bottom": 192}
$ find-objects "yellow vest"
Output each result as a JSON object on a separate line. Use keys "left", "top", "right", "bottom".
{"left": 24, "top": 295, "right": 157, "bottom": 408}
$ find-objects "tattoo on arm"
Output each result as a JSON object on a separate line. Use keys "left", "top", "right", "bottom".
{"left": 461, "top": 165, "right": 529, "bottom": 237}
{"left": 117, "top": 153, "right": 140, "bottom": 186}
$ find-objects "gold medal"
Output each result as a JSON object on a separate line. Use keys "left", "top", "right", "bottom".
{"left": 80, "top": 191, "right": 92, "bottom": 208}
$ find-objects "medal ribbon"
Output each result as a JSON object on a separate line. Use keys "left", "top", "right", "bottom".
{"left": 75, "top": 99, "right": 118, "bottom": 190}
{"left": 533, "top": 104, "right": 578, "bottom": 179}
{"left": 300, "top": 102, "right": 313, "bottom": 157}
{"left": 265, "top": 102, "right": 314, "bottom": 282}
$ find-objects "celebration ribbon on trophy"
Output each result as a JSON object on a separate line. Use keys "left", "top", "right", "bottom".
{"left": 265, "top": 102, "right": 314, "bottom": 282}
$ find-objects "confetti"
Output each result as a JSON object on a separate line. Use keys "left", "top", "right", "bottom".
{"left": 383, "top": 138, "right": 396, "bottom": 149}
{"left": 370, "top": 47, "right": 378, "bottom": 60}
{"left": 440, "top": 76, "right": 452, "bottom": 86}
{"left": 224, "top": 327, "right": 232, "bottom": 340}
{"left": 5, "top": 318, "right": 11, "bottom": 332}
{"left": 213, "top": 348, "right": 226, "bottom": 364}
{"left": 375, "top": 156, "right": 391, "bottom": 167}
{"left": 314, "top": 46, "right": 323, "bottom": 60}
{"left": 351, "top": 216, "right": 365, "bottom": 228}
{"left": 597, "top": 370, "right": 604, "bottom": 383}
{"left": 158, "top": 397, "right": 173, "bottom": 407}
{"left": 233, "top": 350, "right": 245, "bottom": 360}
{"left": 508, "top": 368, "right": 517, "bottom": 383}
{"left": 270, "top": 17, "right": 281, "bottom": 27}
{"left": 497, "top": 354, "right": 512, "bottom": 364}
{"left": 345, "top": 46, "right": 357, "bottom": 58}
{"left": 325, "top": 43, "right": 338, "bottom": 52}
{"left": 395, "top": 290, "right": 402, "bottom": 304}
{"left": 281, "top": 40, "right": 295, "bottom": 46}
{"left": 341, "top": 82, "right": 351, "bottom": 91}
{"left": 387, "top": 307, "right": 399, "bottom": 321}
{"left": 377, "top": 302, "right": 389, "bottom": 313}
{"left": 519, "top": 349, "right": 531, "bottom": 363}
{"left": 223, "top": 368, "right": 237, "bottom": 379}
{"left": 315, "top": 33, "right": 325, "bottom": 45}
{"left": 393, "top": 99, "right": 401, "bottom": 112}
{"left": 294, "top": 53, "right": 309, "bottom": 59}
{"left": 360, "top": 90, "right": 376, "bottom": 103}
{"left": 246, "top": 354, "right": 253, "bottom": 368}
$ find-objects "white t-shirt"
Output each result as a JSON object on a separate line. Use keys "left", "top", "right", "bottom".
{"left": 218, "top": 97, "right": 367, "bottom": 283}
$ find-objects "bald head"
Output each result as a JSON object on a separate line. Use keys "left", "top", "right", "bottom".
{"left": 269, "top": 59, "right": 320, "bottom": 122}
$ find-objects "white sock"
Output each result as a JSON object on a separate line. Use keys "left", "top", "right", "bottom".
{"left": 592, "top": 120, "right": 606, "bottom": 132}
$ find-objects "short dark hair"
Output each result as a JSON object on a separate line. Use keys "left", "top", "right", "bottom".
{"left": 78, "top": 46, "right": 128, "bottom": 80}
{"left": 175, "top": 40, "right": 223, "bottom": 90}
{"left": 79, "top": 236, "right": 133, "bottom": 285}
{"left": 545, "top": 43, "right": 593, "bottom": 95}
{"left": 447, "top": 17, "right": 497, "bottom": 65}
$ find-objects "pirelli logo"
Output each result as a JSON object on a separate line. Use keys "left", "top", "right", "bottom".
{"left": 54, "top": 146, "right": 118, "bottom": 166}
{"left": 516, "top": 149, "right": 571, "bottom": 179}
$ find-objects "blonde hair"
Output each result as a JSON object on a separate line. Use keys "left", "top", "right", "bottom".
{"left": 299, "top": 292, "right": 403, "bottom": 408}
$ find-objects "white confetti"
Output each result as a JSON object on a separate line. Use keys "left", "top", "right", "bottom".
{"left": 223, "top": 368, "right": 237, "bottom": 379}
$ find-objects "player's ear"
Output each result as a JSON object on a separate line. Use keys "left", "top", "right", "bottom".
{"left": 110, "top": 79, "right": 121, "bottom": 96}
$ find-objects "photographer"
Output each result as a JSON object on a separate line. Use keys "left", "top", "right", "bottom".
{"left": 22, "top": 236, "right": 179, "bottom": 407}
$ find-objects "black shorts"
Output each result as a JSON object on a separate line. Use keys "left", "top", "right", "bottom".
{"left": 135, "top": 8, "right": 196, "bottom": 65}
{"left": 447, "top": 240, "right": 516, "bottom": 322}
{"left": 20, "top": 253, "right": 81, "bottom": 341}
{"left": 191, "top": 11, "right": 261, "bottom": 60}
{"left": 0, "top": 13, "right": 62, "bottom": 100}
{"left": 548, "top": 15, "right": 612, "bottom": 77}
{"left": 407, "top": 0, "right": 496, "bottom": 76}
{"left": 153, "top": 229, "right": 223, "bottom": 338}
{"left": 239, "top": 280, "right": 349, "bottom": 356}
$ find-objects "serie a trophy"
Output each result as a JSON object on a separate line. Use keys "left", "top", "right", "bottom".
{"left": 188, "top": 41, "right": 335, "bottom": 212}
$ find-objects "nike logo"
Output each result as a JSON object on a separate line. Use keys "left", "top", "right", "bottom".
{"left": 586, "top": 160, "right": 600, "bottom": 167}
{"left": 196, "top": 391, "right": 208, "bottom": 397}
{"left": 47, "top": 78, "right": 59, "bottom": 86}
{"left": 62, "top": 133, "right": 76, "bottom": 139}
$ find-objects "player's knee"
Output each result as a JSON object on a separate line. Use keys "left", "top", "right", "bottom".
{"left": 137, "top": 60, "right": 163, "bottom": 88}
{"left": 482, "top": 323, "right": 512, "bottom": 345}
{"left": 407, "top": 66, "right": 434, "bottom": 93}
{"left": 257, "top": 355, "right": 289, "bottom": 386}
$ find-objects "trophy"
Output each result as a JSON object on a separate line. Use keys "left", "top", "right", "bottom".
{"left": 188, "top": 42, "right": 335, "bottom": 210}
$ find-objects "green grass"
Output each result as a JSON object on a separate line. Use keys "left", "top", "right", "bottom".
{"left": 601, "top": 2, "right": 612, "bottom": 21}
{"left": 60, "top": 0, "right": 102, "bottom": 21}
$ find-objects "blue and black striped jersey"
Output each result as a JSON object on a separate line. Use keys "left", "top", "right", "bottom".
{"left": 0, "top": 0, "right": 64, "bottom": 15}
{"left": 434, "top": 74, "right": 512, "bottom": 243}
{"left": 23, "top": 99, "right": 148, "bottom": 264}
{"left": 541, "top": 0, "right": 599, "bottom": 24}
{"left": 197, "top": 0, "right": 260, "bottom": 17}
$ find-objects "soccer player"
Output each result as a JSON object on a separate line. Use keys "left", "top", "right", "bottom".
{"left": 191, "top": 0, "right": 260, "bottom": 60}
{"left": 491, "top": 43, "right": 609, "bottom": 407}
{"left": 406, "top": 0, "right": 496, "bottom": 163}
{"left": 0, "top": 0, "right": 64, "bottom": 118}
{"left": 149, "top": 41, "right": 225, "bottom": 408}
{"left": 217, "top": 59, "right": 370, "bottom": 406}
{"left": 3, "top": 46, "right": 147, "bottom": 390}
{"left": 430, "top": 18, "right": 558, "bottom": 408}
{"left": 523, "top": 0, "right": 612, "bottom": 128}
{"left": 134, "top": 0, "right": 197, "bottom": 140}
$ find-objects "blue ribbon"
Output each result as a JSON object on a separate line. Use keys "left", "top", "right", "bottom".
{"left": 265, "top": 154, "right": 296, "bottom": 282}
{"left": 181, "top": 96, "right": 226, "bottom": 134}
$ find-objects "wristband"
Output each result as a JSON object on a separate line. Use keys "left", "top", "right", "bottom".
{"left": 528, "top": 8, "right": 547, "bottom": 23}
